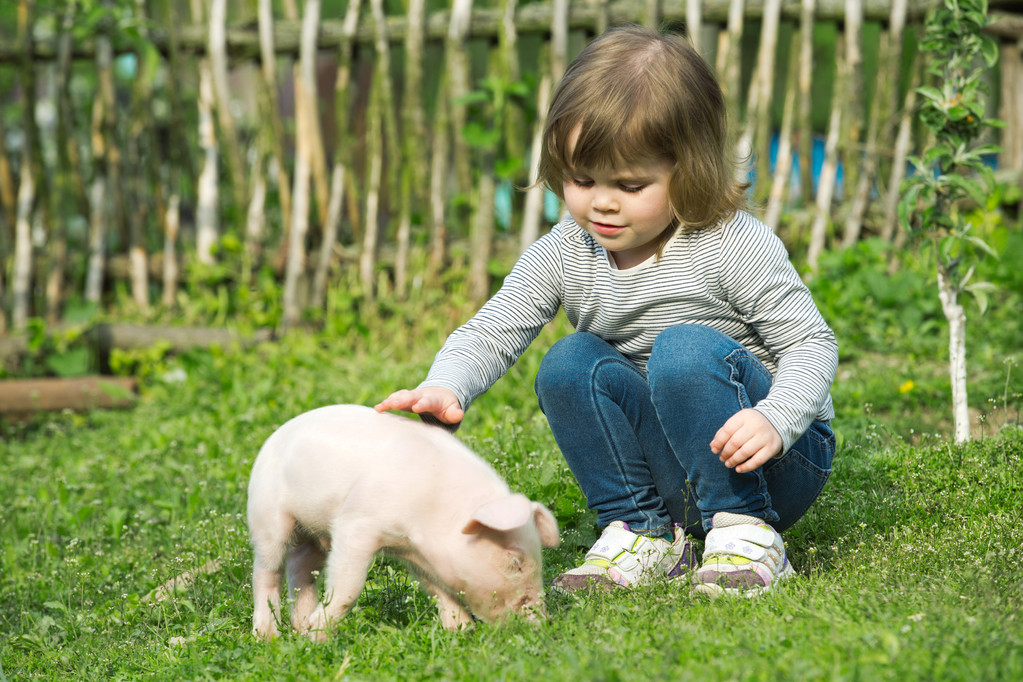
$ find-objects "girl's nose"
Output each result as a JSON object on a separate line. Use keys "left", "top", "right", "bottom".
{"left": 592, "top": 188, "right": 618, "bottom": 213}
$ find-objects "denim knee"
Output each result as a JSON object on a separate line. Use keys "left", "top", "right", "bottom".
{"left": 647, "top": 324, "right": 729, "bottom": 389}
{"left": 535, "top": 333, "right": 605, "bottom": 404}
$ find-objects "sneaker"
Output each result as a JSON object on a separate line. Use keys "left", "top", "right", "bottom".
{"left": 552, "top": 520, "right": 696, "bottom": 594}
{"left": 693, "top": 512, "right": 794, "bottom": 598}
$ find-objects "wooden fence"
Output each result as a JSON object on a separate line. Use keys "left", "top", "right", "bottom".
{"left": 0, "top": 0, "right": 1021, "bottom": 334}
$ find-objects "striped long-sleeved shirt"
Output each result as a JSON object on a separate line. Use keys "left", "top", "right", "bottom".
{"left": 422, "top": 211, "right": 837, "bottom": 452}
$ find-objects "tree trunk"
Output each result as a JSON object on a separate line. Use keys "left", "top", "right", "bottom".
{"left": 644, "top": 0, "right": 660, "bottom": 28}
{"left": 158, "top": 0, "right": 187, "bottom": 308}
{"left": 244, "top": 153, "right": 267, "bottom": 285}
{"left": 686, "top": 0, "right": 703, "bottom": 51}
{"left": 283, "top": 0, "right": 321, "bottom": 327}
{"left": 998, "top": 39, "right": 1023, "bottom": 211}
{"left": 49, "top": 0, "right": 84, "bottom": 324}
{"left": 752, "top": 0, "right": 782, "bottom": 205}
{"left": 257, "top": 0, "right": 293, "bottom": 270}
{"left": 209, "top": 0, "right": 248, "bottom": 216}
{"left": 551, "top": 0, "right": 569, "bottom": 82}
{"left": 764, "top": 44, "right": 799, "bottom": 230}
{"left": 882, "top": 56, "right": 919, "bottom": 243}
{"left": 469, "top": 163, "right": 495, "bottom": 304}
{"left": 0, "top": 113, "right": 14, "bottom": 239}
{"left": 369, "top": 0, "right": 399, "bottom": 299}
{"left": 839, "top": 0, "right": 863, "bottom": 199}
{"left": 807, "top": 34, "right": 845, "bottom": 272}
{"left": 314, "top": 0, "right": 362, "bottom": 306}
{"left": 360, "top": 79, "right": 384, "bottom": 298}
{"left": 162, "top": 193, "right": 180, "bottom": 307}
{"left": 937, "top": 261, "right": 971, "bottom": 443}
{"left": 520, "top": 68, "right": 552, "bottom": 253}
{"left": 12, "top": 153, "right": 34, "bottom": 330}
{"left": 716, "top": 0, "right": 745, "bottom": 120}
{"left": 84, "top": 3, "right": 116, "bottom": 305}
{"left": 85, "top": 166, "right": 108, "bottom": 304}
{"left": 0, "top": 268, "right": 6, "bottom": 335}
{"left": 195, "top": 58, "right": 220, "bottom": 266}
{"left": 446, "top": 0, "right": 474, "bottom": 223}
{"left": 192, "top": 0, "right": 218, "bottom": 266}
{"left": 796, "top": 0, "right": 816, "bottom": 206}
{"left": 394, "top": 0, "right": 426, "bottom": 299}
{"left": 428, "top": 72, "right": 450, "bottom": 275}
{"left": 127, "top": 2, "right": 160, "bottom": 315}
{"left": 847, "top": 1, "right": 905, "bottom": 245}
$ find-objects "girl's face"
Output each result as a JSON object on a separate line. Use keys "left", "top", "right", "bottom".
{"left": 562, "top": 130, "right": 675, "bottom": 269}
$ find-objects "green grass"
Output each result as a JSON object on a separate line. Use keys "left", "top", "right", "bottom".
{"left": 2, "top": 238, "right": 1022, "bottom": 680}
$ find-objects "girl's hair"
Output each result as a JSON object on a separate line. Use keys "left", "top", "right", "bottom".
{"left": 537, "top": 25, "right": 747, "bottom": 245}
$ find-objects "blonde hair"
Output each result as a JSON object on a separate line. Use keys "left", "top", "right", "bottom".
{"left": 537, "top": 26, "right": 747, "bottom": 246}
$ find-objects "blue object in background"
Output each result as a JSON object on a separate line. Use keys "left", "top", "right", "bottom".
{"left": 544, "top": 189, "right": 561, "bottom": 223}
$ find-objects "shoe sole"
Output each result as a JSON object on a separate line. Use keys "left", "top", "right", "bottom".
{"left": 693, "top": 561, "right": 794, "bottom": 599}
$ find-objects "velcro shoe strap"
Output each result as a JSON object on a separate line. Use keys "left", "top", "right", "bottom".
{"left": 585, "top": 524, "right": 643, "bottom": 563}
{"left": 704, "top": 523, "right": 777, "bottom": 562}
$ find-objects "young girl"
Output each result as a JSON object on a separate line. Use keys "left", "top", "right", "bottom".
{"left": 376, "top": 25, "right": 837, "bottom": 598}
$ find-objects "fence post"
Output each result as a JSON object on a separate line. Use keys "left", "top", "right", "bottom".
{"left": 808, "top": 31, "right": 846, "bottom": 272}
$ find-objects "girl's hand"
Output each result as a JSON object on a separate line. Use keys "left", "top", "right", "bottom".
{"left": 710, "top": 409, "right": 783, "bottom": 473}
{"left": 374, "top": 386, "right": 465, "bottom": 425}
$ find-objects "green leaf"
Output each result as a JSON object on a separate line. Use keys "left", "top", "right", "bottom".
{"left": 972, "top": 144, "right": 1002, "bottom": 157}
{"left": 916, "top": 85, "right": 945, "bottom": 103}
{"left": 961, "top": 234, "right": 998, "bottom": 258}
{"left": 461, "top": 122, "right": 501, "bottom": 148}
{"left": 495, "top": 157, "right": 523, "bottom": 179}
{"left": 943, "top": 174, "right": 987, "bottom": 206}
{"left": 45, "top": 348, "right": 92, "bottom": 378}
{"left": 922, "top": 144, "right": 953, "bottom": 165}
{"left": 897, "top": 184, "right": 921, "bottom": 229}
{"left": 979, "top": 35, "right": 999, "bottom": 66}
{"left": 947, "top": 104, "right": 972, "bottom": 121}
{"left": 964, "top": 281, "right": 998, "bottom": 314}
{"left": 453, "top": 91, "right": 490, "bottom": 107}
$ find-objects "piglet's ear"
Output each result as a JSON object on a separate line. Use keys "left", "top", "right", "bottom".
{"left": 462, "top": 493, "right": 532, "bottom": 535}
{"left": 532, "top": 502, "right": 560, "bottom": 548}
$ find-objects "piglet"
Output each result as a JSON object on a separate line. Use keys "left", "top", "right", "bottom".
{"left": 247, "top": 404, "right": 560, "bottom": 641}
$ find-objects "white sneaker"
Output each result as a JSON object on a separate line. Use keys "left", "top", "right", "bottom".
{"left": 693, "top": 512, "right": 794, "bottom": 598}
{"left": 552, "top": 521, "right": 696, "bottom": 594}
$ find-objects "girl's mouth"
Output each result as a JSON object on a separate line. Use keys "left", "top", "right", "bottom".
{"left": 591, "top": 222, "right": 625, "bottom": 236}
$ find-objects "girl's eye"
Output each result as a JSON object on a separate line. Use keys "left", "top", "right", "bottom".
{"left": 570, "top": 177, "right": 594, "bottom": 188}
{"left": 620, "top": 184, "right": 646, "bottom": 193}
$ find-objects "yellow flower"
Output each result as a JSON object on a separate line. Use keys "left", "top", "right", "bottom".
{"left": 899, "top": 380, "right": 915, "bottom": 394}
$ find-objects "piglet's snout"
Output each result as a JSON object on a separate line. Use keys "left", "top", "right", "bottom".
{"left": 519, "top": 596, "right": 547, "bottom": 623}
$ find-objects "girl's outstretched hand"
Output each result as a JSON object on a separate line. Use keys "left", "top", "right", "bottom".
{"left": 710, "top": 408, "right": 783, "bottom": 473}
{"left": 375, "top": 386, "right": 465, "bottom": 425}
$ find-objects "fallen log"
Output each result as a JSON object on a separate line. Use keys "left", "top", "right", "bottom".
{"left": 88, "top": 323, "right": 274, "bottom": 353}
{"left": 1, "top": 324, "right": 274, "bottom": 373}
{"left": 88, "top": 323, "right": 275, "bottom": 373}
{"left": 0, "top": 376, "right": 138, "bottom": 415}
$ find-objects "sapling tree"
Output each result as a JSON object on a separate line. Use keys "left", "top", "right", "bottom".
{"left": 898, "top": 0, "right": 1002, "bottom": 442}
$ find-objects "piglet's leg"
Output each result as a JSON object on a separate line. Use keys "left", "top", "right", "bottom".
{"left": 251, "top": 543, "right": 287, "bottom": 640}
{"left": 415, "top": 575, "right": 474, "bottom": 630}
{"left": 434, "top": 591, "right": 476, "bottom": 631}
{"left": 303, "top": 528, "right": 378, "bottom": 642}
{"left": 250, "top": 510, "right": 298, "bottom": 641}
{"left": 286, "top": 539, "right": 327, "bottom": 634}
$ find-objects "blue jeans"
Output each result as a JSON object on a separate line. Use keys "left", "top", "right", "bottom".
{"left": 534, "top": 325, "right": 835, "bottom": 538}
